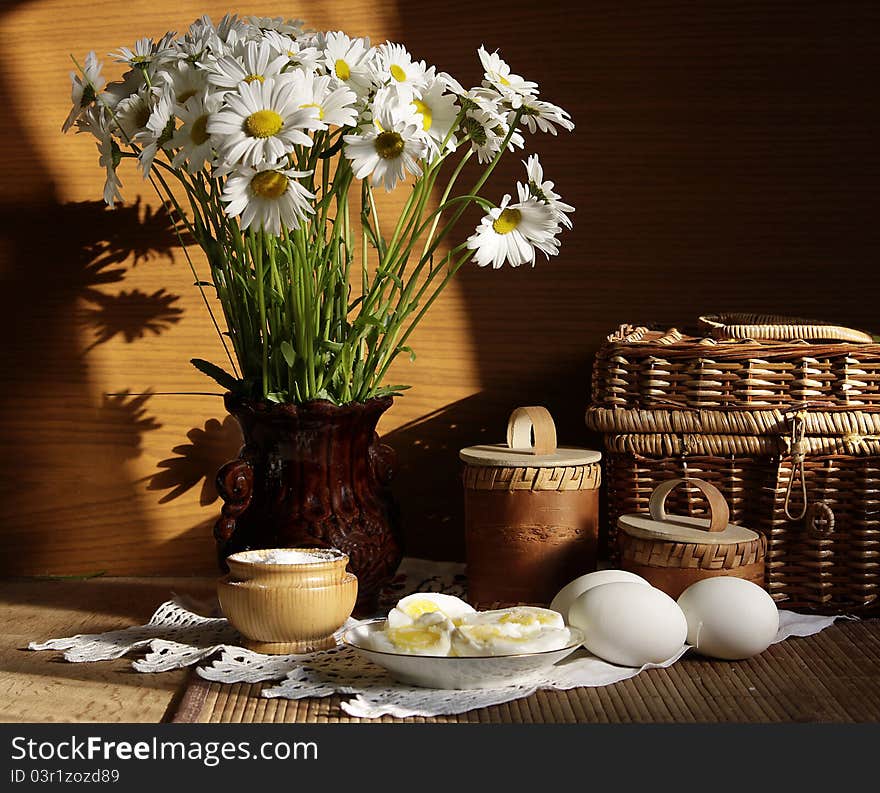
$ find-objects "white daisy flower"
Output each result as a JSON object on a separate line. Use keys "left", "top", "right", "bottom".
{"left": 261, "top": 31, "right": 322, "bottom": 74}
{"left": 182, "top": 16, "right": 226, "bottom": 60}
{"left": 207, "top": 39, "right": 290, "bottom": 90}
{"left": 290, "top": 72, "right": 358, "bottom": 129}
{"left": 466, "top": 194, "right": 559, "bottom": 268}
{"left": 320, "top": 31, "right": 374, "bottom": 96}
{"left": 247, "top": 16, "right": 305, "bottom": 36}
{"left": 74, "top": 103, "right": 110, "bottom": 138}
{"left": 97, "top": 133, "right": 124, "bottom": 206}
{"left": 220, "top": 163, "right": 315, "bottom": 235}
{"left": 138, "top": 88, "right": 176, "bottom": 176}
{"left": 461, "top": 104, "right": 524, "bottom": 164}
{"left": 62, "top": 51, "right": 105, "bottom": 133}
{"left": 343, "top": 97, "right": 427, "bottom": 191}
{"left": 514, "top": 96, "right": 574, "bottom": 135}
{"left": 410, "top": 76, "right": 459, "bottom": 154}
{"left": 207, "top": 76, "right": 321, "bottom": 168}
{"left": 436, "top": 70, "right": 466, "bottom": 96}
{"left": 373, "top": 42, "right": 427, "bottom": 90}
{"left": 477, "top": 46, "right": 538, "bottom": 101}
{"left": 169, "top": 93, "right": 222, "bottom": 173}
{"left": 215, "top": 13, "right": 249, "bottom": 46}
{"left": 113, "top": 88, "right": 157, "bottom": 144}
{"left": 157, "top": 61, "right": 207, "bottom": 108}
{"left": 102, "top": 68, "right": 147, "bottom": 111}
{"left": 518, "top": 154, "right": 574, "bottom": 229}
{"left": 111, "top": 36, "right": 178, "bottom": 73}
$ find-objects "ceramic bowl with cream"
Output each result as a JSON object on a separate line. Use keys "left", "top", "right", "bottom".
{"left": 218, "top": 547, "right": 357, "bottom": 654}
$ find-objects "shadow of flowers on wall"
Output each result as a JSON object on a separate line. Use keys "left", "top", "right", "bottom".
{"left": 81, "top": 287, "right": 184, "bottom": 349}
{"left": 96, "top": 391, "right": 163, "bottom": 463}
{"left": 146, "top": 415, "right": 242, "bottom": 505}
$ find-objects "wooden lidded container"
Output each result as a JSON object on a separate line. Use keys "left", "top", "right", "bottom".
{"left": 617, "top": 478, "right": 767, "bottom": 599}
{"left": 460, "top": 406, "right": 602, "bottom": 608}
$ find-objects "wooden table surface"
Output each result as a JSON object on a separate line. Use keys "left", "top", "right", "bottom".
{"left": 3, "top": 576, "right": 879, "bottom": 724}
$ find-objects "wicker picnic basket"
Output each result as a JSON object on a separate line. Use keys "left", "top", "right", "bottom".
{"left": 585, "top": 315, "right": 880, "bottom": 613}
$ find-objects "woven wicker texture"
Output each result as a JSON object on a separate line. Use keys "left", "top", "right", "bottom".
{"left": 699, "top": 313, "right": 876, "bottom": 344}
{"left": 592, "top": 326, "right": 880, "bottom": 409}
{"left": 170, "top": 620, "right": 880, "bottom": 723}
{"left": 619, "top": 532, "right": 767, "bottom": 571}
{"left": 587, "top": 406, "right": 880, "bottom": 437}
{"left": 600, "top": 449, "right": 880, "bottom": 612}
{"left": 463, "top": 463, "right": 601, "bottom": 491}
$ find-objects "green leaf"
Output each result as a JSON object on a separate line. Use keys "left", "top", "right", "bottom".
{"left": 266, "top": 392, "right": 286, "bottom": 403}
{"left": 190, "top": 358, "right": 240, "bottom": 392}
{"left": 399, "top": 345, "right": 417, "bottom": 362}
{"left": 372, "top": 384, "right": 412, "bottom": 398}
{"left": 355, "top": 314, "right": 385, "bottom": 330}
{"left": 380, "top": 271, "right": 403, "bottom": 288}
{"left": 280, "top": 341, "right": 296, "bottom": 368}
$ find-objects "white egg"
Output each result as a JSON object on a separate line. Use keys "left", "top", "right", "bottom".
{"left": 386, "top": 592, "right": 476, "bottom": 628}
{"left": 451, "top": 607, "right": 570, "bottom": 656}
{"left": 369, "top": 612, "right": 453, "bottom": 656}
{"left": 550, "top": 570, "right": 650, "bottom": 622}
{"left": 568, "top": 582, "right": 688, "bottom": 667}
{"left": 677, "top": 577, "right": 779, "bottom": 660}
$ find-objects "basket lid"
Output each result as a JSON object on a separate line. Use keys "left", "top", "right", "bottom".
{"left": 617, "top": 478, "right": 759, "bottom": 545}
{"left": 459, "top": 406, "right": 602, "bottom": 468}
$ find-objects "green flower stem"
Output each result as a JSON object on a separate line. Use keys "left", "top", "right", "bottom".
{"left": 420, "top": 148, "right": 473, "bottom": 261}
{"left": 249, "top": 229, "right": 269, "bottom": 398}
{"left": 369, "top": 243, "right": 474, "bottom": 391}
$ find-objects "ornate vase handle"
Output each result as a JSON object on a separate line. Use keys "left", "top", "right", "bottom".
{"left": 214, "top": 452, "right": 255, "bottom": 544}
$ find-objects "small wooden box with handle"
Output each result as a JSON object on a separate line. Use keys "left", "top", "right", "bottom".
{"left": 460, "top": 406, "right": 602, "bottom": 608}
{"left": 617, "top": 478, "right": 768, "bottom": 599}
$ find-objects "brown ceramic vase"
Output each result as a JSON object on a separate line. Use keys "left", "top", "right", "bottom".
{"left": 214, "top": 393, "right": 402, "bottom": 608}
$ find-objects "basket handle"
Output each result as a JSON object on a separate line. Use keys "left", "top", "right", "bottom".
{"left": 699, "top": 314, "right": 874, "bottom": 343}
{"left": 649, "top": 478, "right": 730, "bottom": 533}
{"left": 506, "top": 406, "right": 558, "bottom": 455}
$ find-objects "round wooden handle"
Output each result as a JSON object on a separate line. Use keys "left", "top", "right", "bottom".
{"left": 506, "top": 406, "right": 558, "bottom": 455}
{"left": 648, "top": 478, "right": 730, "bottom": 533}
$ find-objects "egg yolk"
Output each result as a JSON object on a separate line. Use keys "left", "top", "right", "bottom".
{"left": 386, "top": 624, "right": 446, "bottom": 652}
{"left": 401, "top": 599, "right": 444, "bottom": 619}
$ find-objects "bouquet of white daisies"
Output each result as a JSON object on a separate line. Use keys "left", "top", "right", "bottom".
{"left": 64, "top": 14, "right": 574, "bottom": 404}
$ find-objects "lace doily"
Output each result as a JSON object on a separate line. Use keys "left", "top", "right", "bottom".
{"left": 28, "top": 560, "right": 842, "bottom": 719}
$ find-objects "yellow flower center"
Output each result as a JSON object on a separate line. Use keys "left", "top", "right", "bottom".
{"left": 374, "top": 130, "right": 405, "bottom": 160}
{"left": 390, "top": 64, "right": 406, "bottom": 82}
{"left": 250, "top": 170, "right": 289, "bottom": 199}
{"left": 245, "top": 109, "right": 283, "bottom": 138}
{"left": 334, "top": 59, "right": 351, "bottom": 81}
{"left": 177, "top": 89, "right": 197, "bottom": 104}
{"left": 244, "top": 74, "right": 265, "bottom": 84}
{"left": 492, "top": 208, "right": 521, "bottom": 235}
{"left": 299, "top": 102, "right": 325, "bottom": 121}
{"left": 498, "top": 74, "right": 511, "bottom": 87}
{"left": 190, "top": 115, "right": 210, "bottom": 145}
{"left": 412, "top": 99, "right": 432, "bottom": 131}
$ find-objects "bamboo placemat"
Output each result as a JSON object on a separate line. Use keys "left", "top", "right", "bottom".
{"left": 169, "top": 620, "right": 880, "bottom": 723}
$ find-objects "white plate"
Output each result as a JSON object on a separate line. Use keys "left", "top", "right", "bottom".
{"left": 342, "top": 618, "right": 584, "bottom": 690}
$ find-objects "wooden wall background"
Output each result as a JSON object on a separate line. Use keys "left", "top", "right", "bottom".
{"left": 0, "top": 0, "right": 877, "bottom": 575}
